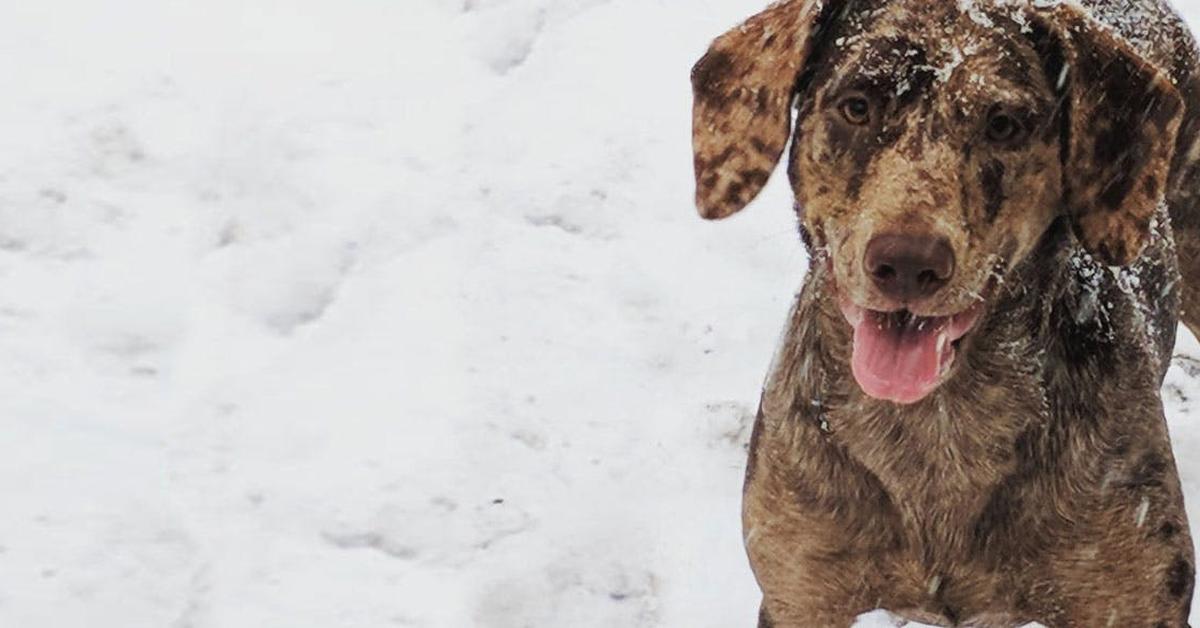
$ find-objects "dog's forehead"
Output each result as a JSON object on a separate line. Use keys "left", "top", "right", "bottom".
{"left": 825, "top": 2, "right": 1047, "bottom": 104}
{"left": 837, "top": 3, "right": 1033, "bottom": 70}
{"left": 843, "top": 0, "right": 1028, "bottom": 36}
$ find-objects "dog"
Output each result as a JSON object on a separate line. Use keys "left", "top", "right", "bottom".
{"left": 691, "top": 0, "right": 1200, "bottom": 625}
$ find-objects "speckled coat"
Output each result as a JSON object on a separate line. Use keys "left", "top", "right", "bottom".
{"left": 691, "top": 1, "right": 1200, "bottom": 626}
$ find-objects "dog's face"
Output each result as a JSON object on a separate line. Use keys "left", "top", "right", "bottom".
{"left": 794, "top": 4, "right": 1063, "bottom": 403}
{"left": 692, "top": 0, "right": 1183, "bottom": 404}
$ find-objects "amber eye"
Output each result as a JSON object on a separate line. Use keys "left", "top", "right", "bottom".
{"left": 985, "top": 110, "right": 1022, "bottom": 143}
{"left": 838, "top": 95, "right": 871, "bottom": 125}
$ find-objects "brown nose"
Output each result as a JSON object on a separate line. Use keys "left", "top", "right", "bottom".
{"left": 864, "top": 234, "right": 955, "bottom": 303}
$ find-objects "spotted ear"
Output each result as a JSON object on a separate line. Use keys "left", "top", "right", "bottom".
{"left": 1033, "top": 3, "right": 1184, "bottom": 266}
{"left": 691, "top": 0, "right": 840, "bottom": 220}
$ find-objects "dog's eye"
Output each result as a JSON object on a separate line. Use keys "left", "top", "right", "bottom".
{"left": 985, "top": 111, "right": 1022, "bottom": 143}
{"left": 838, "top": 95, "right": 871, "bottom": 125}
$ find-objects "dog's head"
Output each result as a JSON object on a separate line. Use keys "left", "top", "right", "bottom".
{"left": 692, "top": 0, "right": 1183, "bottom": 404}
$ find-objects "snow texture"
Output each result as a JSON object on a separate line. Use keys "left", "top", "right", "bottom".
{"left": 3, "top": 0, "right": 1200, "bottom": 626}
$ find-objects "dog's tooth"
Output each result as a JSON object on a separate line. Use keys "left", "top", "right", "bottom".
{"left": 937, "top": 330, "right": 955, "bottom": 376}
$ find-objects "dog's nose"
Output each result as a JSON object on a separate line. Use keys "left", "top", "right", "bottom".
{"left": 864, "top": 234, "right": 955, "bottom": 302}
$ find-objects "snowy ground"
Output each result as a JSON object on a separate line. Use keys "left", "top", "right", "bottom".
{"left": 5, "top": 1, "right": 1200, "bottom": 626}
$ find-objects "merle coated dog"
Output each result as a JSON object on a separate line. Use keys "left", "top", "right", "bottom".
{"left": 691, "top": 0, "right": 1200, "bottom": 625}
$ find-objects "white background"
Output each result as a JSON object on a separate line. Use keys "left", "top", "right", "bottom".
{"left": 3, "top": 1, "right": 1200, "bottom": 626}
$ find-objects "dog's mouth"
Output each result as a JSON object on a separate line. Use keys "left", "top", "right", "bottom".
{"left": 837, "top": 298, "right": 984, "bottom": 405}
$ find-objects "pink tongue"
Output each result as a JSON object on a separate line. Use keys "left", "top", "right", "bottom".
{"left": 850, "top": 313, "right": 952, "bottom": 404}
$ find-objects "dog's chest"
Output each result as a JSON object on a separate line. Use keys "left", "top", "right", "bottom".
{"left": 829, "top": 381, "right": 1041, "bottom": 527}
{"left": 825, "top": 392, "right": 1049, "bottom": 615}
{"left": 745, "top": 414, "right": 1041, "bottom": 624}
{"left": 879, "top": 550, "right": 1032, "bottom": 626}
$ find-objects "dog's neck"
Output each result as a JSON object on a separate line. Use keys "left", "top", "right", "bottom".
{"left": 763, "top": 218, "right": 1170, "bottom": 561}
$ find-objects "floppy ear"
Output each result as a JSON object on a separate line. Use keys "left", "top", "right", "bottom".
{"left": 1033, "top": 4, "right": 1184, "bottom": 266}
{"left": 691, "top": 0, "right": 839, "bottom": 220}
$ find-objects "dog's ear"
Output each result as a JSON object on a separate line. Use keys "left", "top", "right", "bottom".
{"left": 1032, "top": 4, "right": 1184, "bottom": 266}
{"left": 691, "top": 0, "right": 839, "bottom": 220}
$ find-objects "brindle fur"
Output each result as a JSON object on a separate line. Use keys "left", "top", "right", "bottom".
{"left": 692, "top": 1, "right": 1200, "bottom": 626}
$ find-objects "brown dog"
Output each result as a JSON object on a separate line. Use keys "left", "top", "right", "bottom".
{"left": 692, "top": 0, "right": 1200, "bottom": 625}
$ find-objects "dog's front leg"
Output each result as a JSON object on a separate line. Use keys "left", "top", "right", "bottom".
{"left": 744, "top": 473, "right": 896, "bottom": 627}
{"left": 744, "top": 501, "right": 892, "bottom": 627}
{"left": 754, "top": 594, "right": 868, "bottom": 628}
{"left": 1028, "top": 499, "right": 1195, "bottom": 627}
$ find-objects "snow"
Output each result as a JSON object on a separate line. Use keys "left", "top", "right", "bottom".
{"left": 2, "top": 0, "right": 1200, "bottom": 626}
